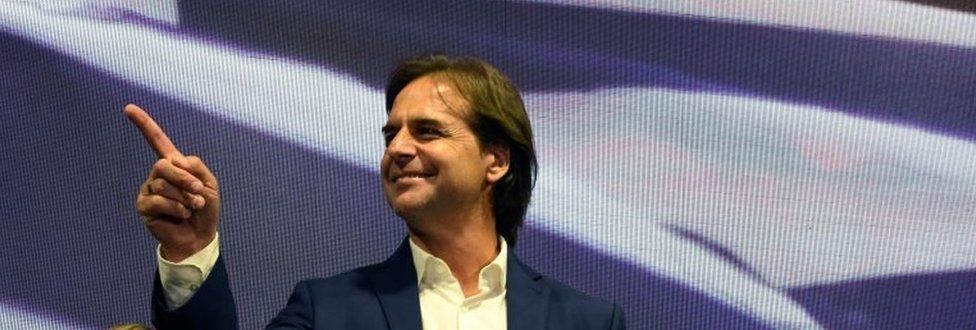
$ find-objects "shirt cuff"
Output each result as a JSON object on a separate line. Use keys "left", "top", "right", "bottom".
{"left": 156, "top": 233, "right": 220, "bottom": 310}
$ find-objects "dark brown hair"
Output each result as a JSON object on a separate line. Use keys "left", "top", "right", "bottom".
{"left": 386, "top": 54, "right": 537, "bottom": 247}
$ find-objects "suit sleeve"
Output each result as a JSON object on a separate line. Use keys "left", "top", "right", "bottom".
{"left": 266, "top": 280, "right": 315, "bottom": 329}
{"left": 609, "top": 303, "right": 626, "bottom": 330}
{"left": 156, "top": 233, "right": 221, "bottom": 309}
{"left": 151, "top": 255, "right": 239, "bottom": 329}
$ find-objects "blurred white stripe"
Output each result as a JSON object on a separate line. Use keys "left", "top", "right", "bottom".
{"left": 0, "top": 303, "right": 87, "bottom": 329}
{"left": 0, "top": 0, "right": 179, "bottom": 24}
{"left": 528, "top": 88, "right": 976, "bottom": 288}
{"left": 513, "top": 0, "right": 976, "bottom": 48}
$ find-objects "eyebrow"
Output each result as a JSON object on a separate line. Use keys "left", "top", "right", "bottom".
{"left": 381, "top": 117, "right": 445, "bottom": 135}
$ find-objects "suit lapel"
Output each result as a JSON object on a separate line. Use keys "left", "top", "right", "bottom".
{"left": 507, "top": 252, "right": 550, "bottom": 330}
{"left": 369, "top": 238, "right": 423, "bottom": 330}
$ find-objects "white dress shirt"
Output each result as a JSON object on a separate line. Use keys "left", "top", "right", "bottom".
{"left": 156, "top": 232, "right": 220, "bottom": 310}
{"left": 409, "top": 237, "right": 507, "bottom": 330}
{"left": 158, "top": 233, "right": 509, "bottom": 330}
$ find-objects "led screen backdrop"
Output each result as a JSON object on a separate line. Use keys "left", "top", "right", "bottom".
{"left": 2, "top": 0, "right": 976, "bottom": 328}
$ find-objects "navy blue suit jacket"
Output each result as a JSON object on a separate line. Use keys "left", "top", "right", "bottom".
{"left": 152, "top": 238, "right": 626, "bottom": 329}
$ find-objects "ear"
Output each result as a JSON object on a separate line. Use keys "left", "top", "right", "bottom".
{"left": 484, "top": 143, "right": 510, "bottom": 184}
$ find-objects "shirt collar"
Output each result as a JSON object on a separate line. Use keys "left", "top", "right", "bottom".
{"left": 408, "top": 236, "right": 508, "bottom": 291}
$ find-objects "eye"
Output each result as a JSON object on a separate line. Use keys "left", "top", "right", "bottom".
{"left": 416, "top": 127, "right": 443, "bottom": 139}
{"left": 382, "top": 128, "right": 398, "bottom": 146}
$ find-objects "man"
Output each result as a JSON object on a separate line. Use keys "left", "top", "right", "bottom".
{"left": 127, "top": 54, "right": 625, "bottom": 329}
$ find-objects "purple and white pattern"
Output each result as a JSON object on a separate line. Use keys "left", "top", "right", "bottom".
{"left": 2, "top": 0, "right": 975, "bottom": 328}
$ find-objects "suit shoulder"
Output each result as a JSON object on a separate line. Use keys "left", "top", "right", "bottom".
{"left": 270, "top": 264, "right": 391, "bottom": 328}
{"left": 293, "top": 263, "right": 384, "bottom": 297}
{"left": 536, "top": 275, "right": 625, "bottom": 328}
{"left": 540, "top": 275, "right": 616, "bottom": 311}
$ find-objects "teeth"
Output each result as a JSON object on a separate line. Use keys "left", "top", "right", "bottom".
{"left": 394, "top": 174, "right": 430, "bottom": 182}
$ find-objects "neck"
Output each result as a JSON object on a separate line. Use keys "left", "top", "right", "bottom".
{"left": 407, "top": 203, "right": 499, "bottom": 297}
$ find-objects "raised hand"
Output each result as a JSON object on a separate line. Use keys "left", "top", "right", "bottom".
{"left": 124, "top": 104, "right": 219, "bottom": 262}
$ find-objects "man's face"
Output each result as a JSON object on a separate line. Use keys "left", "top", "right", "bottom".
{"left": 380, "top": 75, "right": 494, "bottom": 220}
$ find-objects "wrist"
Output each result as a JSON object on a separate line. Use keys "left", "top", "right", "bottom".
{"left": 160, "top": 235, "right": 215, "bottom": 263}
{"left": 160, "top": 246, "right": 197, "bottom": 263}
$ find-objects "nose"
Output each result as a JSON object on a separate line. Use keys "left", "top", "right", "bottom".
{"left": 385, "top": 129, "right": 416, "bottom": 167}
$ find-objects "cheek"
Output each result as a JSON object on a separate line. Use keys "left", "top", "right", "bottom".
{"left": 380, "top": 155, "right": 391, "bottom": 173}
{"left": 446, "top": 149, "right": 488, "bottom": 181}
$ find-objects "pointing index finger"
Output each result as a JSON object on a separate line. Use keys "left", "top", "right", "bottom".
{"left": 123, "top": 104, "right": 184, "bottom": 160}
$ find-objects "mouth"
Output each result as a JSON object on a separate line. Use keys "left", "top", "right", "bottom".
{"left": 391, "top": 172, "right": 435, "bottom": 183}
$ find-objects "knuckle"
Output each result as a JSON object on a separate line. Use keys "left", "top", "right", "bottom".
{"left": 149, "top": 179, "right": 164, "bottom": 193}
{"left": 181, "top": 190, "right": 197, "bottom": 203}
{"left": 151, "top": 196, "right": 184, "bottom": 217}
{"left": 152, "top": 159, "right": 169, "bottom": 172}
{"left": 142, "top": 195, "right": 161, "bottom": 209}
{"left": 135, "top": 197, "right": 151, "bottom": 215}
{"left": 183, "top": 175, "right": 198, "bottom": 188}
{"left": 171, "top": 200, "right": 187, "bottom": 213}
{"left": 152, "top": 196, "right": 173, "bottom": 212}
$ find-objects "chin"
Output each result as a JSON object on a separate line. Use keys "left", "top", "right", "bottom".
{"left": 388, "top": 195, "right": 429, "bottom": 218}
{"left": 391, "top": 205, "right": 425, "bottom": 225}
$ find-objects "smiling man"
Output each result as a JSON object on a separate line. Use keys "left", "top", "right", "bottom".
{"left": 129, "top": 54, "right": 625, "bottom": 329}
